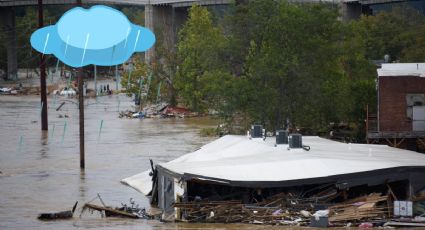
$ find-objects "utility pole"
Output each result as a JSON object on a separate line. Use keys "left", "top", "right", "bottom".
{"left": 38, "top": 0, "right": 48, "bottom": 131}
{"left": 76, "top": 0, "right": 84, "bottom": 169}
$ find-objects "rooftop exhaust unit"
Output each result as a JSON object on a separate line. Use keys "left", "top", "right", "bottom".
{"left": 288, "top": 134, "right": 311, "bottom": 151}
{"left": 275, "top": 130, "right": 288, "bottom": 145}
{"left": 289, "top": 134, "right": 302, "bottom": 148}
{"left": 250, "top": 125, "right": 264, "bottom": 139}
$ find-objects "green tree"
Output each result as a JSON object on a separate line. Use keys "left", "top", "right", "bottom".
{"left": 352, "top": 5, "right": 425, "bottom": 62}
{"left": 0, "top": 7, "right": 56, "bottom": 76}
{"left": 234, "top": 1, "right": 347, "bottom": 132}
{"left": 175, "top": 4, "right": 227, "bottom": 112}
{"left": 151, "top": 22, "right": 179, "bottom": 106}
{"left": 121, "top": 55, "right": 148, "bottom": 97}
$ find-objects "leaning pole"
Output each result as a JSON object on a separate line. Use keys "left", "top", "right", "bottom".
{"left": 76, "top": 0, "right": 85, "bottom": 169}
{"left": 38, "top": 0, "right": 48, "bottom": 131}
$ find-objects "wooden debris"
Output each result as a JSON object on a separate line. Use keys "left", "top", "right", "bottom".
{"left": 82, "top": 203, "right": 139, "bottom": 219}
{"left": 412, "top": 194, "right": 425, "bottom": 202}
{"left": 56, "top": 102, "right": 66, "bottom": 111}
{"left": 38, "top": 201, "right": 78, "bottom": 220}
{"left": 80, "top": 197, "right": 150, "bottom": 219}
{"left": 38, "top": 210, "right": 73, "bottom": 220}
{"left": 328, "top": 193, "right": 389, "bottom": 223}
{"left": 385, "top": 221, "right": 425, "bottom": 227}
{"left": 173, "top": 193, "right": 314, "bottom": 225}
{"left": 173, "top": 190, "right": 398, "bottom": 226}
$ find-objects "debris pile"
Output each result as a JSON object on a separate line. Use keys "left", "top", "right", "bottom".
{"left": 328, "top": 193, "right": 389, "bottom": 225}
{"left": 0, "top": 87, "right": 17, "bottom": 95}
{"left": 174, "top": 193, "right": 313, "bottom": 225}
{"left": 38, "top": 201, "right": 78, "bottom": 220}
{"left": 118, "top": 103, "right": 198, "bottom": 119}
{"left": 119, "top": 110, "right": 136, "bottom": 119}
{"left": 162, "top": 106, "right": 198, "bottom": 118}
{"left": 82, "top": 203, "right": 142, "bottom": 219}
{"left": 37, "top": 195, "right": 157, "bottom": 221}
{"left": 81, "top": 197, "right": 153, "bottom": 219}
{"left": 173, "top": 191, "right": 395, "bottom": 226}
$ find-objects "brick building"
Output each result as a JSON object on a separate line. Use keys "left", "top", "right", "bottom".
{"left": 367, "top": 63, "right": 425, "bottom": 152}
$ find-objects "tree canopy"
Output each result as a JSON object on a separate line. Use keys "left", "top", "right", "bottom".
{"left": 172, "top": 1, "right": 425, "bottom": 139}
{"left": 3, "top": 2, "right": 425, "bottom": 141}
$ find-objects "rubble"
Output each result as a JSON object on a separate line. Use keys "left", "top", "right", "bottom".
{"left": 80, "top": 197, "right": 154, "bottom": 219}
{"left": 173, "top": 192, "right": 318, "bottom": 225}
{"left": 162, "top": 106, "right": 198, "bottom": 118}
{"left": 118, "top": 102, "right": 199, "bottom": 119}
{"left": 118, "top": 110, "right": 136, "bottom": 119}
{"left": 82, "top": 203, "right": 140, "bottom": 219}
{"left": 0, "top": 87, "right": 18, "bottom": 95}
{"left": 172, "top": 188, "right": 425, "bottom": 227}
{"left": 38, "top": 201, "right": 78, "bottom": 220}
{"left": 328, "top": 193, "right": 389, "bottom": 224}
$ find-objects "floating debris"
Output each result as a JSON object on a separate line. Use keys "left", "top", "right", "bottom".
{"left": 38, "top": 201, "right": 78, "bottom": 220}
{"left": 118, "top": 110, "right": 135, "bottom": 119}
{"left": 56, "top": 102, "right": 66, "bottom": 111}
{"left": 82, "top": 203, "right": 139, "bottom": 219}
{"left": 81, "top": 196, "right": 151, "bottom": 219}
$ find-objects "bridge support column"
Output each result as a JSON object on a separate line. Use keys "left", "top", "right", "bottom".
{"left": 341, "top": 2, "right": 362, "bottom": 21}
{"left": 145, "top": 4, "right": 154, "bottom": 64}
{"left": 0, "top": 7, "right": 18, "bottom": 80}
{"left": 145, "top": 4, "right": 188, "bottom": 64}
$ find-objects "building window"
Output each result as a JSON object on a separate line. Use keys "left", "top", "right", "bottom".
{"left": 406, "top": 94, "right": 424, "bottom": 119}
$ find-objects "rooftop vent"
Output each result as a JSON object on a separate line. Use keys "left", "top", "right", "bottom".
{"left": 250, "top": 125, "right": 263, "bottom": 138}
{"left": 288, "top": 134, "right": 302, "bottom": 149}
{"left": 288, "top": 134, "right": 311, "bottom": 151}
{"left": 275, "top": 130, "right": 288, "bottom": 145}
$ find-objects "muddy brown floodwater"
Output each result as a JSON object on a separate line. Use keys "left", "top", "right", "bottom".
{"left": 0, "top": 94, "right": 306, "bottom": 230}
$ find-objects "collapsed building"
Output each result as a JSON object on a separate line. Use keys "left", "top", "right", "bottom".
{"left": 122, "top": 127, "right": 425, "bottom": 224}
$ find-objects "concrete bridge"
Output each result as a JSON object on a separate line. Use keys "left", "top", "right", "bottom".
{"left": 0, "top": 0, "right": 236, "bottom": 79}
{"left": 0, "top": 0, "right": 401, "bottom": 79}
{"left": 0, "top": 0, "right": 232, "bottom": 7}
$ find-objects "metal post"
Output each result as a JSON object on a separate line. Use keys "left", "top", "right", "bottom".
{"left": 366, "top": 104, "right": 369, "bottom": 144}
{"left": 78, "top": 70, "right": 85, "bottom": 169}
{"left": 94, "top": 65, "right": 97, "bottom": 96}
{"left": 138, "top": 76, "right": 144, "bottom": 112}
{"left": 77, "top": 0, "right": 84, "bottom": 169}
{"left": 115, "top": 65, "right": 119, "bottom": 91}
{"left": 38, "top": 0, "right": 48, "bottom": 131}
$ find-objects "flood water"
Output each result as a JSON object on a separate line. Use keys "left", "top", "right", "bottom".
{"left": 0, "top": 94, "right": 312, "bottom": 230}
{"left": 0, "top": 94, "right": 215, "bottom": 229}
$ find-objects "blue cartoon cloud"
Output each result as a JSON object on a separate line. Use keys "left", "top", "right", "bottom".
{"left": 30, "top": 5, "right": 155, "bottom": 67}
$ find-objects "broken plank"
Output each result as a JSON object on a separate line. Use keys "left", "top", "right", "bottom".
{"left": 83, "top": 203, "right": 138, "bottom": 219}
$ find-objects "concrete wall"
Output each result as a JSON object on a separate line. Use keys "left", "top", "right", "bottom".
{"left": 378, "top": 76, "right": 425, "bottom": 132}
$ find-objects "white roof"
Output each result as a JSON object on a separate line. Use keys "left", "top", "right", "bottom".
{"left": 378, "top": 63, "right": 425, "bottom": 77}
{"left": 122, "top": 135, "right": 425, "bottom": 195}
